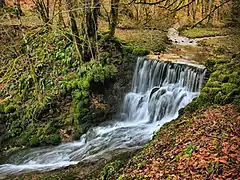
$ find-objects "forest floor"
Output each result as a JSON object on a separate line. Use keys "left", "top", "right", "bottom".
{"left": 1, "top": 7, "right": 240, "bottom": 180}
{"left": 8, "top": 27, "right": 240, "bottom": 180}
{"left": 117, "top": 105, "right": 240, "bottom": 179}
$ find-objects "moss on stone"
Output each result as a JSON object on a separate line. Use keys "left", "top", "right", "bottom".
{"left": 186, "top": 53, "right": 240, "bottom": 112}
{"left": 221, "top": 83, "right": 238, "bottom": 94}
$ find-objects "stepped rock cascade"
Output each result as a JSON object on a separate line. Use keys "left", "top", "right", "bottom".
{"left": 0, "top": 58, "right": 206, "bottom": 176}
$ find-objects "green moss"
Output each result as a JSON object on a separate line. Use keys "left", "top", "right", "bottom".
{"left": 101, "top": 160, "right": 124, "bottom": 180}
{"left": 205, "top": 81, "right": 221, "bottom": 88}
{"left": 42, "top": 134, "right": 61, "bottom": 145}
{"left": 180, "top": 28, "right": 229, "bottom": 38}
{"left": 233, "top": 95, "right": 240, "bottom": 112}
{"left": 186, "top": 55, "right": 240, "bottom": 112}
{"left": 132, "top": 47, "right": 149, "bottom": 56}
{"left": 29, "top": 135, "right": 39, "bottom": 147}
{"left": 229, "top": 72, "right": 239, "bottom": 84}
{"left": 202, "top": 87, "right": 221, "bottom": 96}
{"left": 221, "top": 83, "right": 238, "bottom": 94}
{"left": 223, "top": 88, "right": 240, "bottom": 104}
{"left": 4, "top": 103, "right": 16, "bottom": 113}
{"left": 204, "top": 59, "right": 217, "bottom": 72}
{"left": 214, "top": 92, "right": 225, "bottom": 104}
{"left": 122, "top": 45, "right": 149, "bottom": 56}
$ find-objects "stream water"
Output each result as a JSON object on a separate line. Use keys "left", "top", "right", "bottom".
{"left": 0, "top": 28, "right": 207, "bottom": 177}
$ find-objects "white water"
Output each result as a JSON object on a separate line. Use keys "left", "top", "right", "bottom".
{"left": 0, "top": 58, "right": 206, "bottom": 177}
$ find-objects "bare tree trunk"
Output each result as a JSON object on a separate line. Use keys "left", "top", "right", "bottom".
{"left": 109, "top": 0, "right": 120, "bottom": 36}
{"left": 58, "top": 0, "right": 66, "bottom": 27}
{"left": 34, "top": 0, "right": 50, "bottom": 23}
{"left": 201, "top": 0, "right": 204, "bottom": 19}
{"left": 46, "top": 0, "right": 50, "bottom": 19}
{"left": 14, "top": 0, "right": 23, "bottom": 17}
{"left": 187, "top": 0, "right": 190, "bottom": 16}
{"left": 82, "top": 0, "right": 100, "bottom": 61}
{"left": 0, "top": 0, "right": 5, "bottom": 8}
{"left": 65, "top": 0, "right": 82, "bottom": 59}
{"left": 83, "top": 0, "right": 100, "bottom": 38}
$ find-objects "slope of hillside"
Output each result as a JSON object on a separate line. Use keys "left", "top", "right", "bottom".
{"left": 116, "top": 105, "right": 240, "bottom": 179}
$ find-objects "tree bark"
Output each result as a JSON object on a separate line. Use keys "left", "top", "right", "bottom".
{"left": 83, "top": 0, "right": 100, "bottom": 38}
{"left": 65, "top": 0, "right": 82, "bottom": 59}
{"left": 58, "top": 0, "right": 66, "bottom": 27}
{"left": 14, "top": 0, "right": 23, "bottom": 17}
{"left": 109, "top": 0, "right": 120, "bottom": 37}
{"left": 0, "top": 0, "right": 5, "bottom": 8}
{"left": 82, "top": 0, "right": 100, "bottom": 61}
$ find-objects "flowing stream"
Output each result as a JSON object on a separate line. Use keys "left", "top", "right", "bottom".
{"left": 0, "top": 29, "right": 207, "bottom": 177}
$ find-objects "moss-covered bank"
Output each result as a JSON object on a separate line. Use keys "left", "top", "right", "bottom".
{"left": 0, "top": 26, "right": 151, "bottom": 158}
{"left": 185, "top": 54, "right": 240, "bottom": 112}
{"left": 88, "top": 50, "right": 240, "bottom": 179}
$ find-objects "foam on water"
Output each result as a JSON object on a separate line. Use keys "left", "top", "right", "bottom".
{"left": 0, "top": 58, "right": 206, "bottom": 177}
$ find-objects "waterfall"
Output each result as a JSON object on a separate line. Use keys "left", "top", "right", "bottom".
{"left": 0, "top": 58, "right": 206, "bottom": 176}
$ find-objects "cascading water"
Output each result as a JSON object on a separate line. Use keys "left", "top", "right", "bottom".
{"left": 0, "top": 58, "right": 206, "bottom": 177}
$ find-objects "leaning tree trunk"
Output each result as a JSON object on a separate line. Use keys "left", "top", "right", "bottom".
{"left": 82, "top": 0, "right": 100, "bottom": 61}
{"left": 109, "top": 0, "right": 120, "bottom": 37}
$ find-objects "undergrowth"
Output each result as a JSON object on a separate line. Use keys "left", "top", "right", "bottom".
{"left": 0, "top": 27, "right": 148, "bottom": 152}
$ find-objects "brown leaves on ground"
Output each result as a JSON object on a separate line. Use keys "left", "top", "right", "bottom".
{"left": 120, "top": 105, "right": 240, "bottom": 179}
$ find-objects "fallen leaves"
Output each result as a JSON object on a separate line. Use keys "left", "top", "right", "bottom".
{"left": 119, "top": 105, "right": 240, "bottom": 179}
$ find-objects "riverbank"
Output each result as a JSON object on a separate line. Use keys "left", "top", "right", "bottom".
{"left": 94, "top": 28, "right": 240, "bottom": 179}
{"left": 112, "top": 29, "right": 240, "bottom": 179}
{"left": 1, "top": 6, "right": 240, "bottom": 178}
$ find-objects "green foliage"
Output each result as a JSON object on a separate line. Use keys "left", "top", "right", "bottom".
{"left": 4, "top": 103, "right": 16, "bottom": 113}
{"left": 101, "top": 160, "right": 124, "bottom": 180}
{"left": 184, "top": 144, "right": 195, "bottom": 157}
{"left": 185, "top": 55, "right": 240, "bottom": 112}
{"left": 214, "top": 46, "right": 226, "bottom": 54}
{"left": 180, "top": 28, "right": 229, "bottom": 38}
{"left": 0, "top": 27, "right": 137, "bottom": 150}
{"left": 122, "top": 45, "right": 149, "bottom": 56}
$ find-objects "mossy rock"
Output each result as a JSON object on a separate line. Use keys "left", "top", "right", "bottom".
{"left": 223, "top": 88, "right": 240, "bottom": 104}
{"left": 205, "top": 81, "right": 221, "bottom": 88}
{"left": 122, "top": 45, "right": 135, "bottom": 55}
{"left": 214, "top": 92, "right": 225, "bottom": 104}
{"left": 202, "top": 87, "right": 221, "bottom": 96}
{"left": 4, "top": 103, "right": 16, "bottom": 114}
{"left": 0, "top": 102, "right": 6, "bottom": 113}
{"left": 101, "top": 160, "right": 124, "bottom": 180}
{"left": 218, "top": 74, "right": 229, "bottom": 83}
{"left": 42, "top": 134, "right": 61, "bottom": 145}
{"left": 204, "top": 59, "right": 217, "bottom": 72}
{"left": 221, "top": 83, "right": 238, "bottom": 94}
{"left": 29, "top": 135, "right": 40, "bottom": 147}
{"left": 228, "top": 72, "right": 239, "bottom": 84}
{"left": 122, "top": 45, "right": 149, "bottom": 56}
